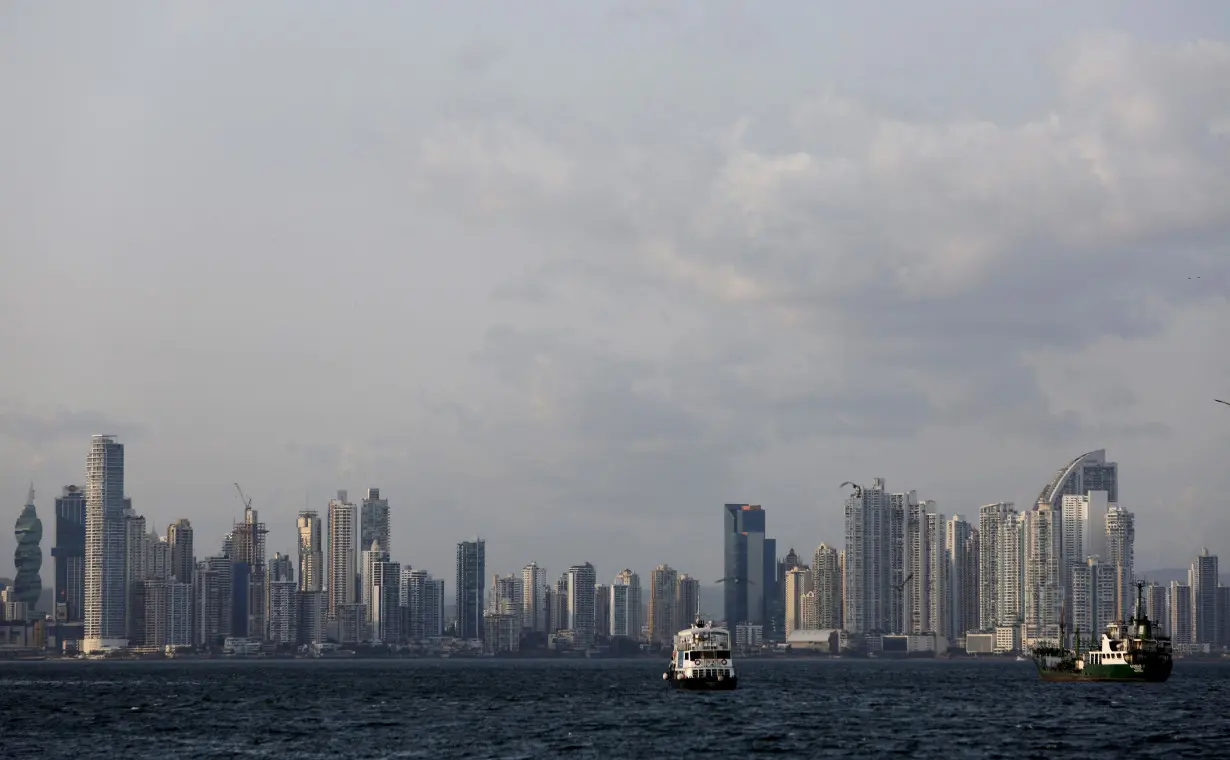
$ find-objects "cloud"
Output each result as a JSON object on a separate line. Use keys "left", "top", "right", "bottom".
{"left": 0, "top": 406, "right": 146, "bottom": 446}
{"left": 421, "top": 32, "right": 1230, "bottom": 452}
{"left": 3, "top": 7, "right": 1229, "bottom": 580}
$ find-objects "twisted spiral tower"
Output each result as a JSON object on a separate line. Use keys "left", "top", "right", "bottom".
{"left": 13, "top": 483, "right": 43, "bottom": 609}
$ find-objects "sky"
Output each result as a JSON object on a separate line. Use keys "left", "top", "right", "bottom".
{"left": 3, "top": 1, "right": 1230, "bottom": 588}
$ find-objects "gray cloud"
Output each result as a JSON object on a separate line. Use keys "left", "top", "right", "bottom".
{"left": 2, "top": 2, "right": 1229, "bottom": 578}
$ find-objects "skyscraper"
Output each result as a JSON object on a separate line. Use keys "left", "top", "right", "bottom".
{"left": 648, "top": 563, "right": 678, "bottom": 644}
{"left": 843, "top": 480, "right": 894, "bottom": 635}
{"left": 230, "top": 502, "right": 268, "bottom": 638}
{"left": 1105, "top": 505, "right": 1136, "bottom": 621}
{"left": 84, "top": 434, "right": 127, "bottom": 651}
{"left": 13, "top": 484, "right": 43, "bottom": 610}
{"left": 675, "top": 574, "right": 701, "bottom": 632}
{"left": 610, "top": 568, "right": 642, "bottom": 638}
{"left": 566, "top": 563, "right": 597, "bottom": 648}
{"left": 979, "top": 502, "right": 1020, "bottom": 630}
{"left": 296, "top": 510, "right": 324, "bottom": 593}
{"left": 167, "top": 519, "right": 194, "bottom": 585}
{"left": 812, "top": 544, "right": 842, "bottom": 630}
{"left": 723, "top": 504, "right": 776, "bottom": 632}
{"left": 1190, "top": 548, "right": 1219, "bottom": 646}
{"left": 53, "top": 485, "right": 87, "bottom": 622}
{"left": 521, "top": 561, "right": 547, "bottom": 634}
{"left": 946, "top": 515, "right": 974, "bottom": 638}
{"left": 327, "top": 492, "right": 356, "bottom": 619}
{"left": 455, "top": 539, "right": 485, "bottom": 640}
{"left": 360, "top": 488, "right": 390, "bottom": 556}
{"left": 1024, "top": 503, "right": 1061, "bottom": 640}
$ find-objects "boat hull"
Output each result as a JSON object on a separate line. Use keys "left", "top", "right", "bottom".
{"left": 1034, "top": 659, "right": 1172, "bottom": 683}
{"left": 670, "top": 675, "right": 738, "bottom": 691}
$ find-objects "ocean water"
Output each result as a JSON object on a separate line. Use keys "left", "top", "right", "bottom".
{"left": 1, "top": 658, "right": 1228, "bottom": 759}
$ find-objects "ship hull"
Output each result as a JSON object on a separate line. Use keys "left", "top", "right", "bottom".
{"left": 1035, "top": 660, "right": 1172, "bottom": 683}
{"left": 670, "top": 675, "right": 738, "bottom": 691}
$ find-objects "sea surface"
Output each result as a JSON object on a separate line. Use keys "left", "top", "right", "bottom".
{"left": 1, "top": 658, "right": 1228, "bottom": 759}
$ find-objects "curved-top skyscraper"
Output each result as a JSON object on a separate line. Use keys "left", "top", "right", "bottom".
{"left": 13, "top": 484, "right": 43, "bottom": 608}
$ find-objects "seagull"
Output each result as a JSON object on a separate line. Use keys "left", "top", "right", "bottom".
{"left": 840, "top": 481, "right": 864, "bottom": 498}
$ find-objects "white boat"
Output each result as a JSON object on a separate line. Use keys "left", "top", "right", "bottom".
{"left": 663, "top": 617, "right": 738, "bottom": 691}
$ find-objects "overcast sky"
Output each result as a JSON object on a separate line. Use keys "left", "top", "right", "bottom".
{"left": 3, "top": 1, "right": 1229, "bottom": 588}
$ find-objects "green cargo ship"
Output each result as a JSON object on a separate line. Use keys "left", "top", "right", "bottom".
{"left": 1031, "top": 581, "right": 1173, "bottom": 682}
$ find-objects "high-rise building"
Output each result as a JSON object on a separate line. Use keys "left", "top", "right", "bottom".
{"left": 194, "top": 555, "right": 233, "bottom": 646}
{"left": 361, "top": 540, "right": 389, "bottom": 632}
{"left": 886, "top": 491, "right": 911, "bottom": 635}
{"left": 648, "top": 563, "right": 678, "bottom": 644}
{"left": 723, "top": 504, "right": 777, "bottom": 633}
{"left": 566, "top": 563, "right": 597, "bottom": 648}
{"left": 812, "top": 544, "right": 842, "bottom": 630}
{"left": 490, "top": 573, "right": 524, "bottom": 632}
{"left": 675, "top": 574, "right": 701, "bottom": 632}
{"left": 1143, "top": 583, "right": 1167, "bottom": 635}
{"left": 230, "top": 502, "right": 268, "bottom": 639}
{"left": 1190, "top": 549, "right": 1219, "bottom": 646}
{"left": 123, "top": 506, "right": 149, "bottom": 642}
{"left": 370, "top": 558, "right": 401, "bottom": 644}
{"left": 1024, "top": 503, "right": 1061, "bottom": 641}
{"left": 947, "top": 515, "right": 974, "bottom": 638}
{"left": 1071, "top": 556, "right": 1117, "bottom": 638}
{"left": 1105, "top": 505, "right": 1135, "bottom": 621}
{"left": 360, "top": 488, "right": 390, "bottom": 556}
{"left": 1167, "top": 582, "right": 1193, "bottom": 645}
{"left": 978, "top": 502, "right": 1017, "bottom": 630}
{"left": 327, "top": 492, "right": 356, "bottom": 619}
{"left": 84, "top": 434, "right": 128, "bottom": 652}
{"left": 958, "top": 528, "right": 979, "bottom": 638}
{"left": 455, "top": 539, "right": 485, "bottom": 640}
{"left": 296, "top": 510, "right": 324, "bottom": 593}
{"left": 400, "top": 567, "right": 442, "bottom": 641}
{"left": 53, "top": 485, "right": 87, "bottom": 624}
{"left": 521, "top": 561, "right": 548, "bottom": 633}
{"left": 784, "top": 567, "right": 813, "bottom": 637}
{"left": 13, "top": 484, "right": 43, "bottom": 610}
{"left": 1060, "top": 491, "right": 1110, "bottom": 620}
{"left": 167, "top": 519, "right": 194, "bottom": 585}
{"left": 843, "top": 480, "right": 895, "bottom": 635}
{"left": 594, "top": 583, "right": 611, "bottom": 641}
{"left": 610, "top": 568, "right": 642, "bottom": 639}
{"left": 904, "top": 495, "right": 931, "bottom": 635}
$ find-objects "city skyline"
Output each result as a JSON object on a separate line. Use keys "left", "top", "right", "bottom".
{"left": 3, "top": 2, "right": 1230, "bottom": 583}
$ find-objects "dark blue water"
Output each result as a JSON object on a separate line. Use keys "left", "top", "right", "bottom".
{"left": 1, "top": 658, "right": 1227, "bottom": 758}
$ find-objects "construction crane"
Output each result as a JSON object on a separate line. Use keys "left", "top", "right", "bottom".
{"left": 234, "top": 482, "right": 253, "bottom": 512}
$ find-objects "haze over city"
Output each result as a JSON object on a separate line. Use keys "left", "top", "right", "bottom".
{"left": 3, "top": 1, "right": 1230, "bottom": 584}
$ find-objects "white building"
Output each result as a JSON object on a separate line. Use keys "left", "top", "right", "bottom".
{"left": 84, "top": 434, "right": 128, "bottom": 652}
{"left": 844, "top": 478, "right": 895, "bottom": 635}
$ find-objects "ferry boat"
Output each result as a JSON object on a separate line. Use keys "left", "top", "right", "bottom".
{"left": 663, "top": 617, "right": 737, "bottom": 691}
{"left": 1031, "top": 581, "right": 1173, "bottom": 682}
